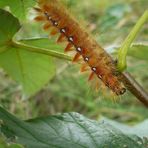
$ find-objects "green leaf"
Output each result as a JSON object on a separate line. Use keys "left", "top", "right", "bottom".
{"left": 0, "top": 9, "right": 21, "bottom": 47}
{"left": 0, "top": 107, "right": 144, "bottom": 148}
{"left": 0, "top": 0, "right": 35, "bottom": 20}
{"left": 0, "top": 47, "right": 56, "bottom": 97}
{"left": 128, "top": 44, "right": 148, "bottom": 61}
{"left": 0, "top": 9, "right": 56, "bottom": 97}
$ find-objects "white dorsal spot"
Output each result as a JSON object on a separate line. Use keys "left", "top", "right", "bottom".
{"left": 98, "top": 75, "right": 102, "bottom": 79}
{"left": 61, "top": 28, "right": 66, "bottom": 33}
{"left": 77, "top": 47, "right": 82, "bottom": 52}
{"left": 92, "top": 67, "right": 97, "bottom": 72}
{"left": 84, "top": 57, "right": 89, "bottom": 62}
{"left": 53, "top": 21, "right": 58, "bottom": 26}
{"left": 69, "top": 36, "right": 73, "bottom": 42}
{"left": 48, "top": 16, "right": 52, "bottom": 20}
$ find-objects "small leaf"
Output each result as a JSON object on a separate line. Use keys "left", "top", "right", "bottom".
{"left": 0, "top": 0, "right": 35, "bottom": 20}
{"left": 0, "top": 107, "right": 144, "bottom": 148}
{"left": 128, "top": 44, "right": 148, "bottom": 61}
{"left": 0, "top": 9, "right": 21, "bottom": 47}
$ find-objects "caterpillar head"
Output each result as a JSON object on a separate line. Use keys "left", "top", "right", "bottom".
{"left": 115, "top": 87, "right": 126, "bottom": 95}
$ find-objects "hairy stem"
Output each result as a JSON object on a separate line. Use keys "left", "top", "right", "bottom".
{"left": 12, "top": 40, "right": 148, "bottom": 107}
{"left": 117, "top": 10, "right": 148, "bottom": 72}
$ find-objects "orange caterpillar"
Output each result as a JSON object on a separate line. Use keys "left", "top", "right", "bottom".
{"left": 34, "top": 0, "right": 126, "bottom": 95}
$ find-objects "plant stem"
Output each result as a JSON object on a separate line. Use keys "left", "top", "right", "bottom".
{"left": 117, "top": 10, "right": 148, "bottom": 72}
{"left": 12, "top": 40, "right": 72, "bottom": 61}
{"left": 122, "top": 72, "right": 148, "bottom": 107}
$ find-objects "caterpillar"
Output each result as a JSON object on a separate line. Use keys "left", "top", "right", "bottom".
{"left": 34, "top": 0, "right": 126, "bottom": 96}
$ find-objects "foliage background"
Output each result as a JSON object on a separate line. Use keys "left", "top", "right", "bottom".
{"left": 0, "top": 0, "right": 147, "bottom": 125}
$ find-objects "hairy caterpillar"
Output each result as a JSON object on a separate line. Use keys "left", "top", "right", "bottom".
{"left": 34, "top": 0, "right": 126, "bottom": 95}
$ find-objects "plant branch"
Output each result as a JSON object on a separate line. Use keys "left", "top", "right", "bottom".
{"left": 122, "top": 72, "right": 148, "bottom": 107}
{"left": 117, "top": 10, "right": 148, "bottom": 72}
{"left": 11, "top": 40, "right": 148, "bottom": 107}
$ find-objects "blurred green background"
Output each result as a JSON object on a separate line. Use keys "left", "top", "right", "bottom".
{"left": 0, "top": 0, "right": 147, "bottom": 125}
